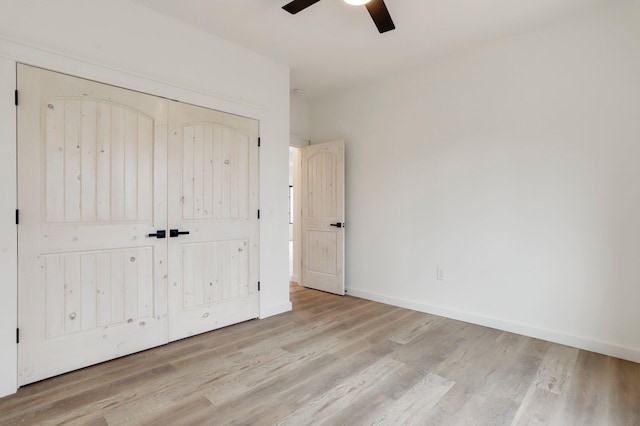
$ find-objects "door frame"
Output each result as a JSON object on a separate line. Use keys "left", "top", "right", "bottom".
{"left": 0, "top": 37, "right": 291, "bottom": 397}
{"left": 290, "top": 145, "right": 302, "bottom": 284}
{"left": 0, "top": 56, "right": 18, "bottom": 398}
{"left": 290, "top": 140, "right": 347, "bottom": 290}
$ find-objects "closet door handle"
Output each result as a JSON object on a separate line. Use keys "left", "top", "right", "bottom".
{"left": 170, "top": 229, "right": 190, "bottom": 238}
{"left": 148, "top": 230, "right": 166, "bottom": 239}
{"left": 329, "top": 222, "right": 343, "bottom": 228}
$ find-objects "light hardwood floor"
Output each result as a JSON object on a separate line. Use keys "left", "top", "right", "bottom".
{"left": 1, "top": 283, "right": 639, "bottom": 425}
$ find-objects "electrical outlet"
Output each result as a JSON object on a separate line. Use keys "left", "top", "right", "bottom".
{"left": 437, "top": 267, "right": 446, "bottom": 281}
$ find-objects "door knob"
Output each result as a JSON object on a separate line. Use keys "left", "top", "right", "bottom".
{"left": 329, "top": 222, "right": 343, "bottom": 228}
{"left": 170, "top": 229, "right": 190, "bottom": 238}
{"left": 148, "top": 230, "right": 166, "bottom": 239}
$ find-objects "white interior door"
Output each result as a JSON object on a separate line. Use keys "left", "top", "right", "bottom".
{"left": 301, "top": 140, "right": 345, "bottom": 295}
{"left": 167, "top": 101, "right": 260, "bottom": 341}
{"left": 17, "top": 65, "right": 169, "bottom": 385}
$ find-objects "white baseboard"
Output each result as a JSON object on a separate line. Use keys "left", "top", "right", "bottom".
{"left": 346, "top": 287, "right": 640, "bottom": 364}
{"left": 290, "top": 274, "right": 299, "bottom": 284}
{"left": 260, "top": 301, "right": 293, "bottom": 319}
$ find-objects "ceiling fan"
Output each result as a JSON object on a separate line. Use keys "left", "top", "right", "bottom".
{"left": 282, "top": 0, "right": 396, "bottom": 34}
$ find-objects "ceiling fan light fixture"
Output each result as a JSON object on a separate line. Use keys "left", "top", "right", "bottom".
{"left": 344, "top": 0, "right": 371, "bottom": 5}
{"left": 282, "top": 0, "right": 395, "bottom": 34}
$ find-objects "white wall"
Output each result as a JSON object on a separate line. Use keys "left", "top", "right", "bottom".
{"left": 310, "top": 0, "right": 640, "bottom": 362}
{"left": 0, "top": 0, "right": 290, "bottom": 397}
{"left": 290, "top": 95, "right": 311, "bottom": 143}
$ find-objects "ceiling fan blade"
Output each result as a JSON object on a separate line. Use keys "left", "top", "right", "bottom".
{"left": 282, "top": 0, "right": 323, "bottom": 14}
{"left": 365, "top": 0, "right": 395, "bottom": 33}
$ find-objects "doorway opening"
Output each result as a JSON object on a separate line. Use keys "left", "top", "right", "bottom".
{"left": 289, "top": 145, "right": 303, "bottom": 286}
{"left": 288, "top": 140, "right": 346, "bottom": 296}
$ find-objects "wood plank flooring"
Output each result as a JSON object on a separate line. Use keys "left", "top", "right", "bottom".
{"left": 1, "top": 283, "right": 639, "bottom": 425}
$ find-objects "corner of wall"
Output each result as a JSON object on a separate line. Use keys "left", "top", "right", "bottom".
{"left": 260, "top": 301, "right": 293, "bottom": 319}
{"left": 347, "top": 287, "right": 640, "bottom": 364}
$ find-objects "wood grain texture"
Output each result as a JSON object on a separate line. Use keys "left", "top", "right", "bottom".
{"left": 43, "top": 248, "right": 154, "bottom": 339}
{"left": 166, "top": 101, "right": 259, "bottom": 344}
{"left": 1, "top": 283, "right": 638, "bottom": 425}
{"left": 17, "top": 64, "right": 170, "bottom": 386}
{"left": 181, "top": 123, "right": 250, "bottom": 221}
{"left": 301, "top": 140, "right": 345, "bottom": 295}
{"left": 43, "top": 98, "right": 154, "bottom": 224}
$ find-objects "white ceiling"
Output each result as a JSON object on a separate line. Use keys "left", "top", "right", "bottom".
{"left": 132, "top": 0, "right": 614, "bottom": 101}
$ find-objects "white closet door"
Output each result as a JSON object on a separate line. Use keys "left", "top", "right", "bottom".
{"left": 17, "top": 65, "right": 169, "bottom": 385}
{"left": 167, "top": 101, "right": 260, "bottom": 341}
{"left": 301, "top": 140, "right": 345, "bottom": 295}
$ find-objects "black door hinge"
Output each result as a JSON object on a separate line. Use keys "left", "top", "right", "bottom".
{"left": 258, "top": 282, "right": 261, "bottom": 291}
{"left": 258, "top": 137, "right": 261, "bottom": 147}
{"left": 16, "top": 328, "right": 19, "bottom": 344}
{"left": 257, "top": 209, "right": 260, "bottom": 219}
{"left": 14, "top": 90, "right": 18, "bottom": 106}
{"left": 15, "top": 209, "right": 19, "bottom": 225}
